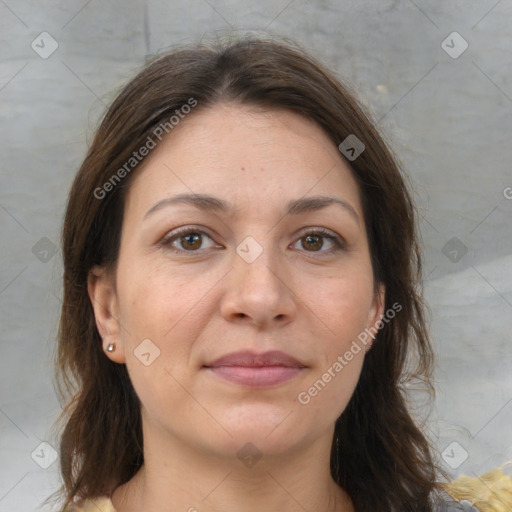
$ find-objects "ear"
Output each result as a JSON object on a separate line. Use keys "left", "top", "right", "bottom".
{"left": 87, "top": 265, "right": 126, "bottom": 364}
{"left": 365, "top": 283, "right": 386, "bottom": 353}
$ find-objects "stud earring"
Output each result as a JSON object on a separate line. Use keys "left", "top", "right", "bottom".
{"left": 106, "top": 343, "right": 116, "bottom": 352}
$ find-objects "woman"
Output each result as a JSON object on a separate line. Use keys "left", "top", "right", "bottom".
{"left": 47, "top": 36, "right": 511, "bottom": 511}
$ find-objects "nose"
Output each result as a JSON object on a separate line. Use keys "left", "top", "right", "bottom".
{"left": 219, "top": 239, "right": 297, "bottom": 330}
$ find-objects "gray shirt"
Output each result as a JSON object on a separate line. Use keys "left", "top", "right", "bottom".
{"left": 434, "top": 489, "right": 480, "bottom": 512}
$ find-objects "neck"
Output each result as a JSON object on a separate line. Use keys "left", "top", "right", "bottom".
{"left": 111, "top": 417, "right": 353, "bottom": 512}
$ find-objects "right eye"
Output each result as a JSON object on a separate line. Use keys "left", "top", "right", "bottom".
{"left": 159, "top": 226, "right": 221, "bottom": 255}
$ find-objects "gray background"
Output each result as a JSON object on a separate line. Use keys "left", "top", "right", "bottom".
{"left": 1, "top": 1, "right": 511, "bottom": 510}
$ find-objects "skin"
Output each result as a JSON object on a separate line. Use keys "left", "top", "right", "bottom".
{"left": 88, "top": 103, "right": 385, "bottom": 512}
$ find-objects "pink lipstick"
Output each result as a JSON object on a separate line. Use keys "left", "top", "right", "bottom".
{"left": 203, "top": 350, "right": 306, "bottom": 387}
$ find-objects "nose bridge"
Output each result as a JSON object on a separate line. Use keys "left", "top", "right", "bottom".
{"left": 219, "top": 232, "right": 296, "bottom": 326}
{"left": 234, "top": 233, "right": 284, "bottom": 294}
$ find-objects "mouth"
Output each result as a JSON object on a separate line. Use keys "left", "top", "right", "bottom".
{"left": 203, "top": 350, "right": 307, "bottom": 388}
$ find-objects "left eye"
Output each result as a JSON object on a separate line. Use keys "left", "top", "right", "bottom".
{"left": 291, "top": 229, "right": 344, "bottom": 254}
{"left": 160, "top": 227, "right": 344, "bottom": 255}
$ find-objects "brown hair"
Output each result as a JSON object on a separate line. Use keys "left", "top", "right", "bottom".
{"left": 48, "top": 35, "right": 451, "bottom": 511}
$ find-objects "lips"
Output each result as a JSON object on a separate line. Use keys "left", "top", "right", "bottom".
{"left": 203, "top": 350, "right": 307, "bottom": 387}
{"left": 205, "top": 350, "right": 306, "bottom": 368}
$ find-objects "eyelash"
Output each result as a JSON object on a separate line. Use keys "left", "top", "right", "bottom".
{"left": 159, "top": 226, "right": 346, "bottom": 257}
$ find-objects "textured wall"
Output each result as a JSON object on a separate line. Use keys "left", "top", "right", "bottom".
{"left": 1, "top": 1, "right": 511, "bottom": 510}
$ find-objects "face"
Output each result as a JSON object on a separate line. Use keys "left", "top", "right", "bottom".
{"left": 89, "top": 103, "right": 385, "bottom": 461}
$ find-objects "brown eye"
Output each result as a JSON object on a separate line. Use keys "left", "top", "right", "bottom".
{"left": 160, "top": 227, "right": 218, "bottom": 254}
{"left": 292, "top": 228, "right": 345, "bottom": 255}
{"left": 302, "top": 234, "right": 323, "bottom": 251}
{"left": 180, "top": 232, "right": 203, "bottom": 250}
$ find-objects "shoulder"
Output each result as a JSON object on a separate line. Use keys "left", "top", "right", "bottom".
{"left": 433, "top": 489, "right": 480, "bottom": 511}
{"left": 65, "top": 495, "right": 117, "bottom": 512}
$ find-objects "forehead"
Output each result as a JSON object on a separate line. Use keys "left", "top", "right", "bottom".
{"left": 124, "top": 103, "right": 363, "bottom": 218}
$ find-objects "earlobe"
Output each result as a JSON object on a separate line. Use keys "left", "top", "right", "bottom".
{"left": 87, "top": 266, "right": 126, "bottom": 363}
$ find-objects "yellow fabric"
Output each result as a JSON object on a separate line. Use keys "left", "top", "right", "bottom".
{"left": 441, "top": 462, "right": 512, "bottom": 512}
{"left": 66, "top": 495, "right": 117, "bottom": 512}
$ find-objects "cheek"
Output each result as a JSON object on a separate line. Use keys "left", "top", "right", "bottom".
{"left": 297, "top": 342, "right": 365, "bottom": 431}
{"left": 318, "top": 269, "right": 376, "bottom": 340}
{"left": 116, "top": 260, "right": 219, "bottom": 394}
{"left": 117, "top": 266, "right": 202, "bottom": 424}
{"left": 295, "top": 267, "right": 374, "bottom": 416}
{"left": 117, "top": 259, "right": 208, "bottom": 337}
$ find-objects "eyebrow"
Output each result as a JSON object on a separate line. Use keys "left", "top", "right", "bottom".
{"left": 144, "top": 193, "right": 360, "bottom": 224}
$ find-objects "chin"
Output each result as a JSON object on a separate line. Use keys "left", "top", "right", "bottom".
{"left": 223, "top": 400, "right": 296, "bottom": 429}
{"left": 210, "top": 408, "right": 303, "bottom": 452}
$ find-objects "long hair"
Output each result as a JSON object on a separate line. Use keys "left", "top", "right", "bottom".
{"left": 48, "top": 34, "right": 451, "bottom": 511}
